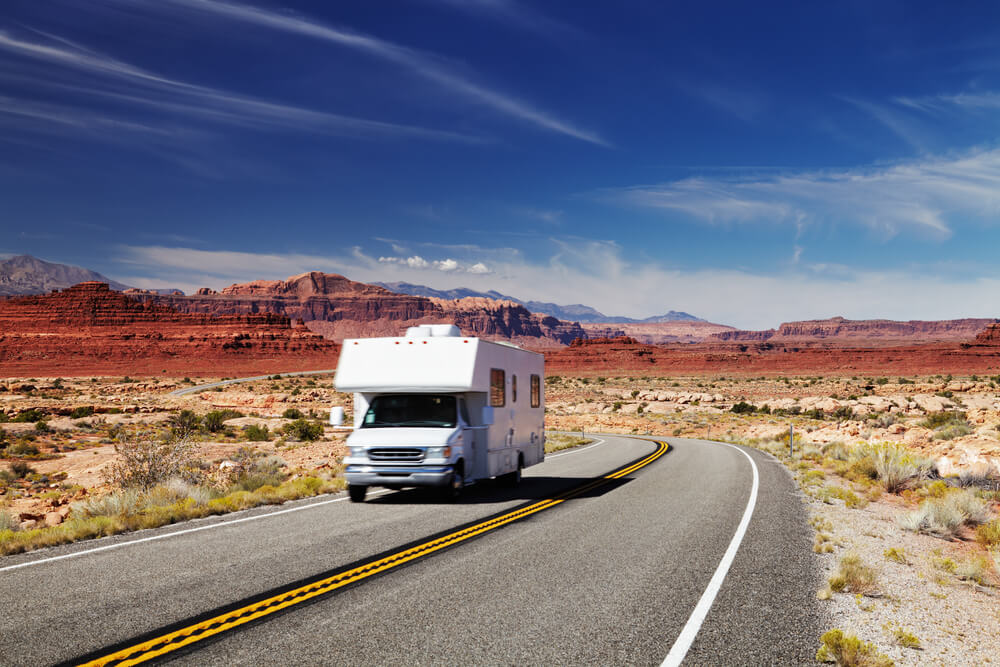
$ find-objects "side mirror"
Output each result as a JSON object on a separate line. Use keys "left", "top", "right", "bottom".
{"left": 329, "top": 406, "right": 345, "bottom": 427}
{"left": 481, "top": 406, "right": 494, "bottom": 426}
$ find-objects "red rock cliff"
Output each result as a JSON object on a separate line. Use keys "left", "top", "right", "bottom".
{"left": 708, "top": 316, "right": 998, "bottom": 346}
{"left": 140, "top": 272, "right": 586, "bottom": 346}
{"left": 0, "top": 282, "right": 339, "bottom": 375}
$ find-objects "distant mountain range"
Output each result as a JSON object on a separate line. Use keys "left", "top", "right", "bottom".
{"left": 372, "top": 281, "right": 706, "bottom": 323}
{"left": 0, "top": 255, "right": 181, "bottom": 296}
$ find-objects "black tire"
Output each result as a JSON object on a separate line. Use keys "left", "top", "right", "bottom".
{"left": 502, "top": 459, "right": 523, "bottom": 487}
{"left": 348, "top": 484, "right": 367, "bottom": 503}
{"left": 443, "top": 464, "right": 464, "bottom": 501}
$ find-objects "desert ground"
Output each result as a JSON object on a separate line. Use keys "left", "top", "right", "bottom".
{"left": 2, "top": 371, "right": 999, "bottom": 664}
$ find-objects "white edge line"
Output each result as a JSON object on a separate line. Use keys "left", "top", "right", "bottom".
{"left": 660, "top": 441, "right": 759, "bottom": 667}
{"left": 546, "top": 436, "right": 606, "bottom": 458}
{"left": 1, "top": 434, "right": 610, "bottom": 573}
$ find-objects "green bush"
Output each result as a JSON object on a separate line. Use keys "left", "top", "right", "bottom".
{"left": 282, "top": 419, "right": 323, "bottom": 442}
{"left": 282, "top": 408, "right": 304, "bottom": 420}
{"left": 243, "top": 424, "right": 271, "bottom": 442}
{"left": 730, "top": 401, "right": 755, "bottom": 414}
{"left": 169, "top": 410, "right": 201, "bottom": 437}
{"left": 3, "top": 442, "right": 40, "bottom": 457}
{"left": 69, "top": 406, "right": 94, "bottom": 419}
{"left": 12, "top": 409, "right": 45, "bottom": 423}
{"left": 919, "top": 411, "right": 966, "bottom": 429}
{"left": 203, "top": 409, "right": 244, "bottom": 433}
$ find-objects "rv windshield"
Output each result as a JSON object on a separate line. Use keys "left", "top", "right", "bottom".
{"left": 361, "top": 394, "right": 457, "bottom": 428}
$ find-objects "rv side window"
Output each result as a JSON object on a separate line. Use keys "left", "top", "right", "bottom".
{"left": 512, "top": 375, "right": 517, "bottom": 402}
{"left": 530, "top": 374, "right": 541, "bottom": 408}
{"left": 458, "top": 397, "right": 470, "bottom": 425}
{"left": 490, "top": 369, "right": 505, "bottom": 407}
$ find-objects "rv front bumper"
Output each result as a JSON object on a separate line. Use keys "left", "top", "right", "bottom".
{"left": 345, "top": 465, "right": 453, "bottom": 487}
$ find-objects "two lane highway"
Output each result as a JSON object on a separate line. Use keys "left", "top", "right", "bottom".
{"left": 0, "top": 436, "right": 825, "bottom": 665}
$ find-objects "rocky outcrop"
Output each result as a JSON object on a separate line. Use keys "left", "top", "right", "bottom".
{"left": 708, "top": 316, "right": 999, "bottom": 346}
{"left": 973, "top": 323, "right": 1000, "bottom": 345}
{"left": 0, "top": 282, "right": 339, "bottom": 375}
{"left": 140, "top": 272, "right": 586, "bottom": 346}
{"left": 580, "top": 321, "right": 736, "bottom": 344}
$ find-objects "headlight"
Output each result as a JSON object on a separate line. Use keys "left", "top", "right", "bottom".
{"left": 426, "top": 446, "right": 451, "bottom": 459}
{"left": 349, "top": 446, "right": 365, "bottom": 457}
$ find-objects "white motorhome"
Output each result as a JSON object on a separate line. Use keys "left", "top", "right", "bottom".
{"left": 334, "top": 324, "right": 545, "bottom": 502}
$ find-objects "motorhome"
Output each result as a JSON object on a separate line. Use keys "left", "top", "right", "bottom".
{"left": 333, "top": 324, "right": 545, "bottom": 502}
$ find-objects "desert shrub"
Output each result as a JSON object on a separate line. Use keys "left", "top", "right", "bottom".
{"left": 866, "top": 442, "right": 931, "bottom": 493}
{"left": 10, "top": 461, "right": 35, "bottom": 477}
{"left": 71, "top": 489, "right": 145, "bottom": 518}
{"left": 0, "top": 511, "right": 18, "bottom": 532}
{"left": 730, "top": 401, "right": 755, "bottom": 414}
{"left": 955, "top": 556, "right": 992, "bottom": 586}
{"left": 3, "top": 441, "right": 40, "bottom": 457}
{"left": 883, "top": 547, "right": 907, "bottom": 564}
{"left": 105, "top": 428, "right": 201, "bottom": 491}
{"left": 957, "top": 464, "right": 998, "bottom": 488}
{"left": 243, "top": 424, "right": 270, "bottom": 442}
{"left": 282, "top": 419, "right": 322, "bottom": 442}
{"left": 203, "top": 409, "right": 244, "bottom": 433}
{"left": 12, "top": 409, "right": 45, "bottom": 423}
{"left": 823, "top": 441, "right": 850, "bottom": 461}
{"left": 815, "top": 629, "right": 893, "bottom": 667}
{"left": 281, "top": 408, "right": 304, "bottom": 420}
{"left": 975, "top": 519, "right": 1000, "bottom": 548}
{"left": 168, "top": 410, "right": 201, "bottom": 438}
{"left": 33, "top": 420, "right": 49, "bottom": 434}
{"left": 69, "top": 406, "right": 94, "bottom": 419}
{"left": 818, "top": 485, "right": 867, "bottom": 509}
{"left": 827, "top": 553, "right": 878, "bottom": 595}
{"left": 832, "top": 406, "right": 855, "bottom": 421}
{"left": 899, "top": 489, "right": 989, "bottom": 537}
{"left": 224, "top": 447, "right": 288, "bottom": 492}
{"left": 935, "top": 423, "right": 972, "bottom": 440}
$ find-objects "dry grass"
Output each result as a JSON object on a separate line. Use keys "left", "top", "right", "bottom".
{"left": 828, "top": 552, "right": 879, "bottom": 596}
{"left": 544, "top": 433, "right": 593, "bottom": 453}
{"left": 815, "top": 628, "right": 894, "bottom": 666}
{"left": 0, "top": 473, "right": 345, "bottom": 556}
{"left": 899, "top": 489, "right": 991, "bottom": 538}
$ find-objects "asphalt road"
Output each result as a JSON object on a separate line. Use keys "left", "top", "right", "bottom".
{"left": 0, "top": 436, "right": 826, "bottom": 665}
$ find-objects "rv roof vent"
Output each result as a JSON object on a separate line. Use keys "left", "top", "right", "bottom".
{"left": 405, "top": 324, "right": 461, "bottom": 338}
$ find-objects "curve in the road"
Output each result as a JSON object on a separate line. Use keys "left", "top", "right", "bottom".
{"left": 75, "top": 440, "right": 670, "bottom": 667}
{"left": 168, "top": 370, "right": 336, "bottom": 397}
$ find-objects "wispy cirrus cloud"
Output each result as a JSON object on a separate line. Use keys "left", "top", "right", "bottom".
{"left": 0, "top": 30, "right": 476, "bottom": 143}
{"left": 116, "top": 240, "right": 1000, "bottom": 329}
{"left": 602, "top": 147, "right": 1000, "bottom": 238}
{"left": 122, "top": 0, "right": 607, "bottom": 146}
{"left": 421, "top": 0, "right": 581, "bottom": 38}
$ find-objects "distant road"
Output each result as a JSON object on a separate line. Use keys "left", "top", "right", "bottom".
{"left": 0, "top": 435, "right": 825, "bottom": 665}
{"left": 169, "top": 369, "right": 337, "bottom": 396}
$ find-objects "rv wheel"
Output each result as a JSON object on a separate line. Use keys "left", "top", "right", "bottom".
{"left": 444, "top": 467, "right": 464, "bottom": 501}
{"left": 502, "top": 461, "right": 522, "bottom": 487}
{"left": 348, "top": 485, "right": 367, "bottom": 503}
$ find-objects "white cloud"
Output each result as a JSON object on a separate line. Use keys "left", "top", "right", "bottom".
{"left": 115, "top": 242, "right": 1000, "bottom": 330}
{"left": 0, "top": 31, "right": 475, "bottom": 143}
{"left": 604, "top": 147, "right": 1000, "bottom": 238}
{"left": 377, "top": 255, "right": 483, "bottom": 273}
{"left": 133, "top": 0, "right": 606, "bottom": 145}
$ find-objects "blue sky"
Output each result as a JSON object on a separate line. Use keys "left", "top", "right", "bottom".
{"left": 4, "top": 1, "right": 1000, "bottom": 328}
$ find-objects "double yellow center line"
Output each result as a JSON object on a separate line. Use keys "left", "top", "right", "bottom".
{"left": 77, "top": 439, "right": 669, "bottom": 666}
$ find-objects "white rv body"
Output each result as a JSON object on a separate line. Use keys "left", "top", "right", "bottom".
{"left": 335, "top": 324, "right": 544, "bottom": 500}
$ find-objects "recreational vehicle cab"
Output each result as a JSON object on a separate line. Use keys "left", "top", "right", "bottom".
{"left": 334, "top": 324, "right": 545, "bottom": 502}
